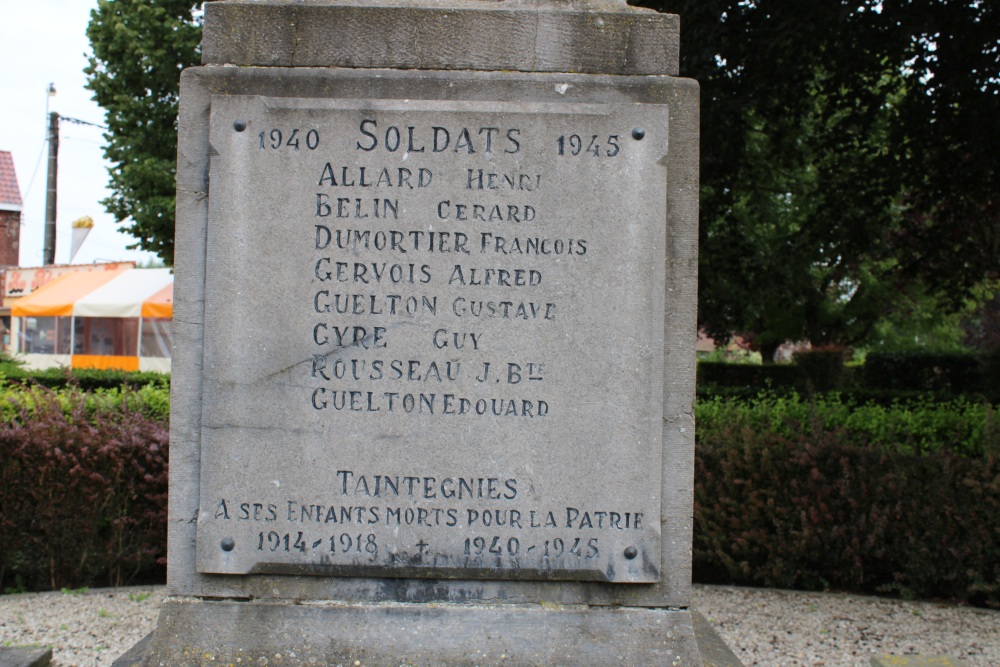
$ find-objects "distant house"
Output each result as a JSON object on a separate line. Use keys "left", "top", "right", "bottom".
{"left": 0, "top": 151, "right": 21, "bottom": 267}
{"left": 0, "top": 151, "right": 22, "bottom": 348}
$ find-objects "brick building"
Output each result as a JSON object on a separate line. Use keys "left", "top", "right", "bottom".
{"left": 0, "top": 151, "right": 22, "bottom": 350}
{"left": 0, "top": 151, "right": 21, "bottom": 267}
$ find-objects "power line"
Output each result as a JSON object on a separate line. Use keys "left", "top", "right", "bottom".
{"left": 60, "top": 116, "right": 107, "bottom": 130}
{"left": 24, "top": 117, "right": 106, "bottom": 210}
{"left": 21, "top": 137, "right": 47, "bottom": 203}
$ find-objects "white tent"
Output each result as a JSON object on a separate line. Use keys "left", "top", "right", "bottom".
{"left": 11, "top": 267, "right": 173, "bottom": 371}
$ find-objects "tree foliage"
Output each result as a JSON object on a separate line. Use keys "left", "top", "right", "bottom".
{"left": 85, "top": 0, "right": 203, "bottom": 265}
{"left": 85, "top": 0, "right": 999, "bottom": 347}
{"left": 888, "top": 1, "right": 1000, "bottom": 303}
{"left": 635, "top": 0, "right": 1000, "bottom": 355}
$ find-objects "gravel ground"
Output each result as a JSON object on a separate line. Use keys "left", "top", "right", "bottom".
{"left": 0, "top": 586, "right": 160, "bottom": 667}
{"left": 692, "top": 585, "right": 1000, "bottom": 666}
{"left": 0, "top": 584, "right": 997, "bottom": 666}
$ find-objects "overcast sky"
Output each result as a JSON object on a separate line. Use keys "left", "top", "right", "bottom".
{"left": 0, "top": 0, "right": 161, "bottom": 268}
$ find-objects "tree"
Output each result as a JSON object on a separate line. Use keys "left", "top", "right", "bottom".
{"left": 887, "top": 1, "right": 1000, "bottom": 304}
{"left": 635, "top": 0, "right": 1000, "bottom": 357}
{"left": 85, "top": 0, "right": 204, "bottom": 265}
{"left": 694, "top": 66, "right": 905, "bottom": 359}
{"left": 87, "top": 0, "right": 999, "bottom": 337}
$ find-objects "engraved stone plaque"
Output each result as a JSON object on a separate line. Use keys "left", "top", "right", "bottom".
{"left": 195, "top": 96, "right": 668, "bottom": 583}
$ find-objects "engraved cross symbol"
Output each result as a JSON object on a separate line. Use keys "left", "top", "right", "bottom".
{"left": 416, "top": 540, "right": 429, "bottom": 555}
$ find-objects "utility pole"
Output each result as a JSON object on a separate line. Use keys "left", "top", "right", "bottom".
{"left": 41, "top": 82, "right": 104, "bottom": 267}
{"left": 44, "top": 110, "right": 59, "bottom": 266}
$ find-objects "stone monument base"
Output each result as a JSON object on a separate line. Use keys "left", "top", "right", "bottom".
{"left": 114, "top": 599, "right": 742, "bottom": 666}
{"left": 0, "top": 647, "right": 52, "bottom": 667}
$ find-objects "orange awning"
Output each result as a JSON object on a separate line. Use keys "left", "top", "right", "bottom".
{"left": 11, "top": 267, "right": 131, "bottom": 317}
{"left": 72, "top": 355, "right": 140, "bottom": 372}
{"left": 141, "top": 283, "right": 174, "bottom": 318}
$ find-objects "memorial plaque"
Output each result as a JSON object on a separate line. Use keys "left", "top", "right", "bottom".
{"left": 195, "top": 96, "right": 668, "bottom": 583}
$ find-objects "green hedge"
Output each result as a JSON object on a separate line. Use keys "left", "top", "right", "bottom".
{"left": 699, "top": 351, "right": 995, "bottom": 399}
{"left": 792, "top": 349, "right": 848, "bottom": 392}
{"left": 694, "top": 392, "right": 1000, "bottom": 606}
{"left": 697, "top": 362, "right": 806, "bottom": 391}
{"left": 0, "top": 383, "right": 170, "bottom": 425}
{"left": 696, "top": 392, "right": 994, "bottom": 456}
{"left": 0, "top": 363, "right": 170, "bottom": 392}
{"left": 863, "top": 352, "right": 984, "bottom": 393}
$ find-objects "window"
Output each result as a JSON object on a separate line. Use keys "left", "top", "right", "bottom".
{"left": 20, "top": 316, "right": 73, "bottom": 354}
{"left": 140, "top": 318, "right": 172, "bottom": 358}
{"left": 74, "top": 317, "right": 139, "bottom": 356}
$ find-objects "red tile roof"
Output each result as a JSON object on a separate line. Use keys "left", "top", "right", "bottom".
{"left": 0, "top": 151, "right": 23, "bottom": 210}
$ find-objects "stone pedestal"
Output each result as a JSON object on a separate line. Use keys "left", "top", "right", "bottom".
{"left": 121, "top": 1, "right": 727, "bottom": 664}
{"left": 0, "top": 647, "right": 51, "bottom": 667}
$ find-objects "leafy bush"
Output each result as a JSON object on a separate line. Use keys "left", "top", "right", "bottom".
{"left": 697, "top": 392, "right": 995, "bottom": 456}
{"left": 0, "top": 383, "right": 171, "bottom": 424}
{"left": 984, "top": 350, "right": 1000, "bottom": 398}
{"left": 0, "top": 387, "right": 168, "bottom": 592}
{"left": 699, "top": 351, "right": 995, "bottom": 399}
{"left": 697, "top": 361, "right": 806, "bottom": 391}
{"left": 0, "top": 363, "right": 170, "bottom": 392}
{"left": 694, "top": 392, "right": 1000, "bottom": 606}
{"left": 863, "top": 352, "right": 983, "bottom": 394}
{"left": 792, "top": 348, "right": 847, "bottom": 392}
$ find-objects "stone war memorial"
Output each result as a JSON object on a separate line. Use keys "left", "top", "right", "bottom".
{"left": 117, "top": 0, "right": 736, "bottom": 664}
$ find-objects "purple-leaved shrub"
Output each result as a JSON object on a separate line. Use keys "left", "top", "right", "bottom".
{"left": 0, "top": 387, "right": 168, "bottom": 592}
{"left": 695, "top": 400, "right": 1000, "bottom": 607}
